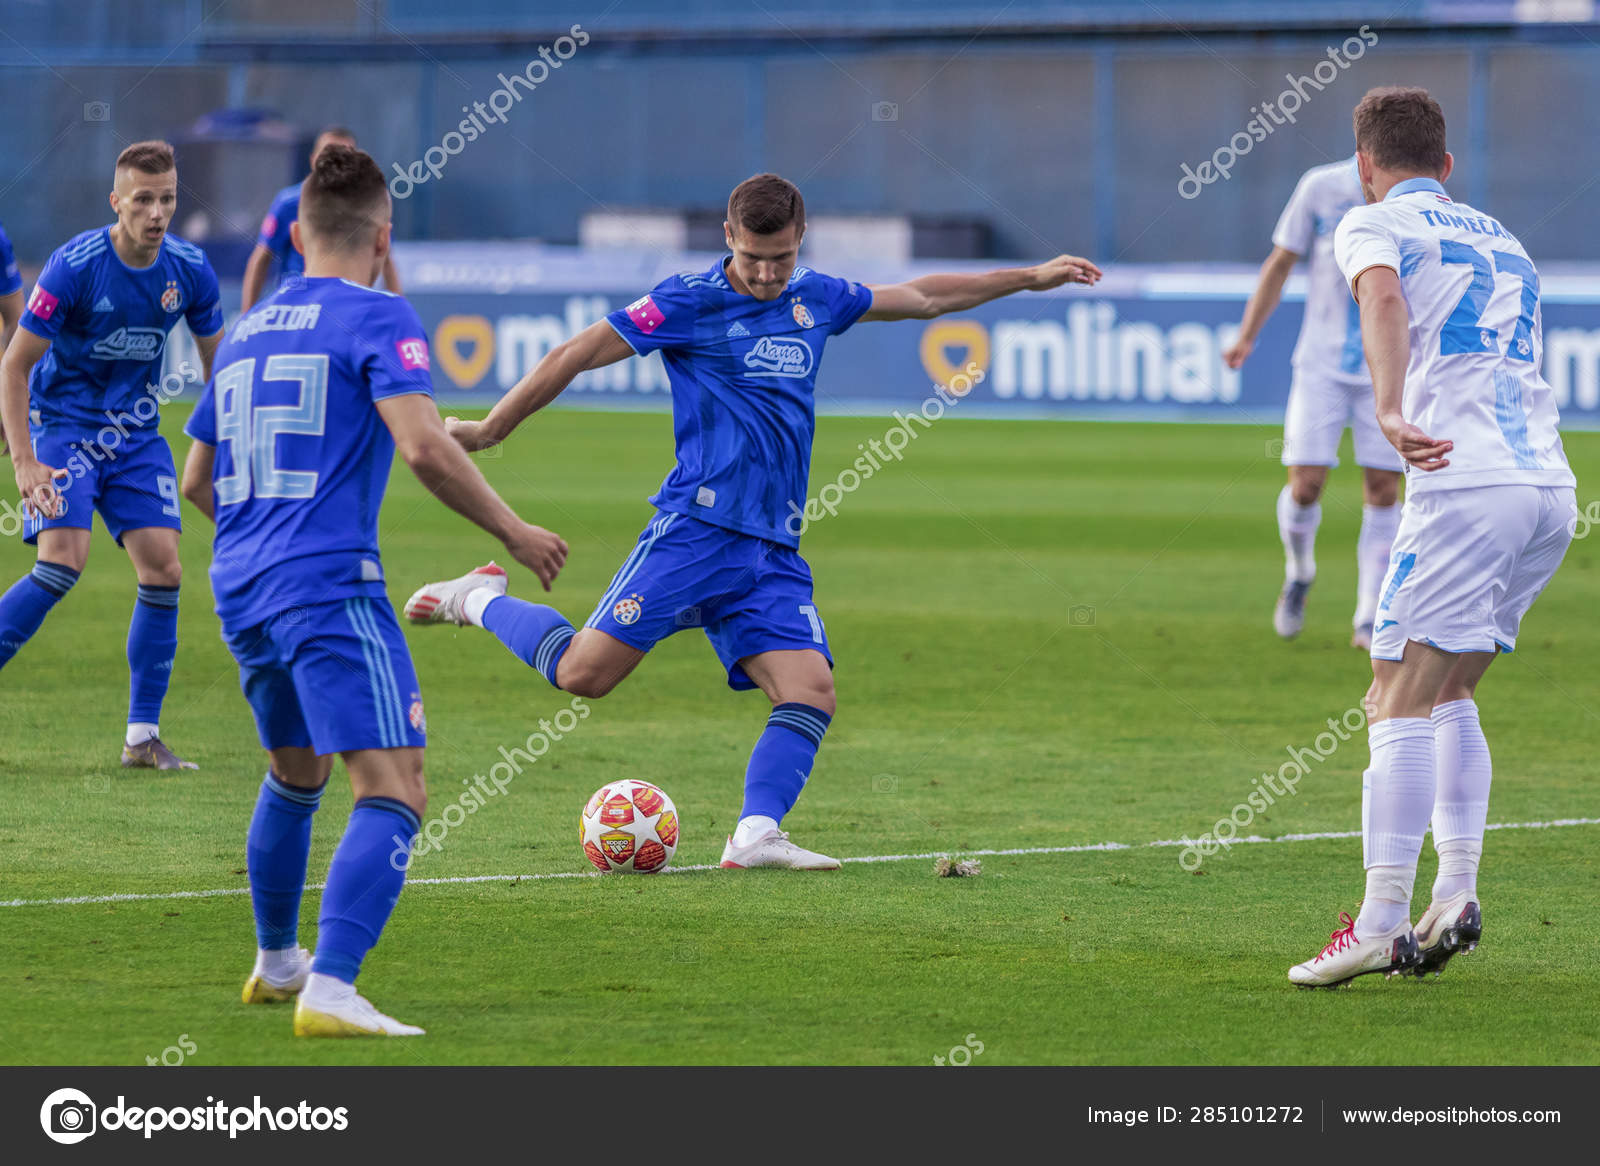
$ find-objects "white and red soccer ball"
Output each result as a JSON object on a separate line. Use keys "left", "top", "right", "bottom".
{"left": 579, "top": 779, "right": 679, "bottom": 874}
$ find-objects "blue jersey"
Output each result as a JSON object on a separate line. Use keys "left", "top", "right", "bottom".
{"left": 186, "top": 278, "right": 434, "bottom": 630}
{"left": 0, "top": 221, "right": 20, "bottom": 297}
{"left": 606, "top": 258, "right": 872, "bottom": 548}
{"left": 256, "top": 183, "right": 304, "bottom": 279}
{"left": 20, "top": 227, "right": 222, "bottom": 433}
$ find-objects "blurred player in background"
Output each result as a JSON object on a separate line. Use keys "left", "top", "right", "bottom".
{"left": 406, "top": 172, "right": 1100, "bottom": 870}
{"left": 240, "top": 126, "right": 403, "bottom": 312}
{"left": 182, "top": 145, "right": 565, "bottom": 1036}
{"left": 1226, "top": 155, "right": 1404, "bottom": 648}
{"left": 0, "top": 141, "right": 223, "bottom": 769}
{"left": 0, "top": 219, "right": 23, "bottom": 353}
{"left": 1288, "top": 88, "right": 1575, "bottom": 987}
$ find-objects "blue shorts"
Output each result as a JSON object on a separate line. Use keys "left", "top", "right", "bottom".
{"left": 221, "top": 596, "right": 427, "bottom": 755}
{"left": 23, "top": 427, "right": 181, "bottom": 546}
{"left": 586, "top": 510, "right": 832, "bottom": 691}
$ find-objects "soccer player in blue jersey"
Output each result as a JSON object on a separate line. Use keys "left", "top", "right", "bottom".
{"left": 240, "top": 126, "right": 403, "bottom": 312}
{"left": 407, "top": 173, "right": 1100, "bottom": 868}
{"left": 0, "top": 142, "right": 224, "bottom": 769}
{"left": 181, "top": 145, "right": 566, "bottom": 1035}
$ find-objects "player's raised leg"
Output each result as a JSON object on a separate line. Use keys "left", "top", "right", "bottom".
{"left": 120, "top": 525, "right": 193, "bottom": 769}
{"left": 721, "top": 648, "right": 839, "bottom": 870}
{"left": 0, "top": 527, "right": 86, "bottom": 670}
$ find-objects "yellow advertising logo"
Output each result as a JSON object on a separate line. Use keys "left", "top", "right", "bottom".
{"left": 918, "top": 319, "right": 989, "bottom": 393}
{"left": 432, "top": 314, "right": 495, "bottom": 389}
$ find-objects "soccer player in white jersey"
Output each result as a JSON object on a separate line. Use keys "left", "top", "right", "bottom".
{"left": 1225, "top": 156, "right": 1404, "bottom": 648}
{"left": 1288, "top": 88, "right": 1575, "bottom": 987}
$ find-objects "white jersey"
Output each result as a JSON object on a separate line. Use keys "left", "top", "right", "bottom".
{"left": 1272, "top": 156, "right": 1367, "bottom": 382}
{"left": 1335, "top": 177, "right": 1574, "bottom": 496}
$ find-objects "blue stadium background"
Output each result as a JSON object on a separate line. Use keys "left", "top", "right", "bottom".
{"left": 2, "top": 0, "right": 1597, "bottom": 421}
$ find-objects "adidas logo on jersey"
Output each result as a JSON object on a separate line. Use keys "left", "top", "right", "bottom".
{"left": 726, "top": 321, "right": 750, "bottom": 338}
{"left": 93, "top": 296, "right": 114, "bottom": 313}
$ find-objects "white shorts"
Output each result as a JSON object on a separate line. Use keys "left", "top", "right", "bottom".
{"left": 1280, "top": 368, "right": 1404, "bottom": 471}
{"left": 1371, "top": 485, "right": 1576, "bottom": 661}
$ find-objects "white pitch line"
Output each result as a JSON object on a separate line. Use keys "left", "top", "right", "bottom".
{"left": 4, "top": 816, "right": 1597, "bottom": 910}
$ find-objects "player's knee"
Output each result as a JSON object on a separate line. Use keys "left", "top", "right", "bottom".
{"left": 777, "top": 678, "right": 835, "bottom": 717}
{"left": 1289, "top": 475, "right": 1324, "bottom": 506}
{"left": 1363, "top": 472, "right": 1401, "bottom": 508}
{"left": 139, "top": 560, "right": 182, "bottom": 588}
{"left": 555, "top": 656, "right": 620, "bottom": 699}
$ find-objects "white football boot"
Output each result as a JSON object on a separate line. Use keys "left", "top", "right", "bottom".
{"left": 720, "top": 828, "right": 840, "bottom": 870}
{"left": 1411, "top": 892, "right": 1482, "bottom": 979}
{"left": 242, "top": 945, "right": 311, "bottom": 1004}
{"left": 1273, "top": 579, "right": 1312, "bottom": 639}
{"left": 1288, "top": 910, "right": 1421, "bottom": 987}
{"left": 293, "top": 973, "right": 425, "bottom": 1037}
{"left": 404, "top": 562, "right": 507, "bottom": 626}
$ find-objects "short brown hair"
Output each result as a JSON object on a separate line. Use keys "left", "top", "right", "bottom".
{"left": 115, "top": 140, "right": 175, "bottom": 176}
{"left": 727, "top": 173, "right": 805, "bottom": 236}
{"left": 299, "top": 143, "right": 389, "bottom": 251}
{"left": 1353, "top": 87, "right": 1447, "bottom": 174}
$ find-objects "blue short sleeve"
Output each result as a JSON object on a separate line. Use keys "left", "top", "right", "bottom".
{"left": 186, "top": 257, "right": 224, "bottom": 337}
{"left": 360, "top": 296, "right": 435, "bottom": 401}
{"left": 257, "top": 189, "right": 295, "bottom": 264}
{"left": 606, "top": 278, "right": 699, "bottom": 355}
{"left": 817, "top": 274, "right": 873, "bottom": 336}
{"left": 186, "top": 379, "right": 219, "bottom": 445}
{"left": 18, "top": 248, "right": 78, "bottom": 342}
{"left": 0, "top": 225, "right": 20, "bottom": 297}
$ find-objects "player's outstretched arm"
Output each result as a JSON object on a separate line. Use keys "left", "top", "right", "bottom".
{"left": 180, "top": 439, "right": 216, "bottom": 522}
{"left": 379, "top": 393, "right": 569, "bottom": 589}
{"left": 860, "top": 253, "right": 1101, "bottom": 322}
{"left": 1223, "top": 245, "right": 1299, "bottom": 369}
{"left": 1, "top": 329, "right": 67, "bottom": 513}
{"left": 446, "top": 320, "right": 634, "bottom": 453}
{"left": 1354, "top": 265, "right": 1450, "bottom": 472}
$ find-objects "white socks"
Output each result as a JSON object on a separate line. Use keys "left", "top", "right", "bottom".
{"left": 731, "top": 815, "right": 779, "bottom": 848}
{"left": 463, "top": 588, "right": 501, "bottom": 628}
{"left": 1354, "top": 502, "right": 1400, "bottom": 627}
{"left": 1276, "top": 485, "right": 1320, "bottom": 583}
{"left": 1357, "top": 717, "right": 1435, "bottom": 938}
{"left": 257, "top": 946, "right": 305, "bottom": 983}
{"left": 126, "top": 722, "right": 159, "bottom": 747}
{"left": 1430, "top": 699, "right": 1491, "bottom": 900}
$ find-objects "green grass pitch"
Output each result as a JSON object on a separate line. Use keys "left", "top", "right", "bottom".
{"left": 2, "top": 408, "right": 1597, "bottom": 1065}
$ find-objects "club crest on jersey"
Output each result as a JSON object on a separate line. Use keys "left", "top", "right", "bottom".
{"left": 791, "top": 299, "right": 814, "bottom": 328}
{"left": 612, "top": 593, "right": 644, "bottom": 626}
{"left": 90, "top": 326, "right": 166, "bottom": 362}
{"left": 742, "top": 335, "right": 814, "bottom": 378}
{"left": 160, "top": 280, "right": 182, "bottom": 313}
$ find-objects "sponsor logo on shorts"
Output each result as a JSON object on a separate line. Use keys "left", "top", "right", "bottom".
{"left": 612, "top": 592, "right": 644, "bottom": 626}
{"left": 409, "top": 698, "right": 426, "bottom": 732}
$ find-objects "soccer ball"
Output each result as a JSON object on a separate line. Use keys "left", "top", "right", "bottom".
{"left": 579, "top": 779, "right": 679, "bottom": 874}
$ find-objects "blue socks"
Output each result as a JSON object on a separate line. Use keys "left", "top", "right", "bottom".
{"left": 247, "top": 772, "right": 326, "bottom": 950}
{"left": 740, "top": 703, "right": 832, "bottom": 821}
{"left": 127, "top": 583, "right": 179, "bottom": 725}
{"left": 0, "top": 561, "right": 79, "bottom": 669}
{"left": 311, "top": 797, "right": 420, "bottom": 985}
{"left": 482, "top": 596, "right": 575, "bottom": 688}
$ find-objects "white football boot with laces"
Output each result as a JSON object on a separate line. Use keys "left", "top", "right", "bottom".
{"left": 1288, "top": 910, "right": 1421, "bottom": 987}
{"left": 293, "top": 973, "right": 425, "bottom": 1037}
{"left": 1411, "top": 891, "right": 1482, "bottom": 978}
{"left": 720, "top": 828, "right": 840, "bottom": 870}
{"left": 404, "top": 562, "right": 507, "bottom": 625}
